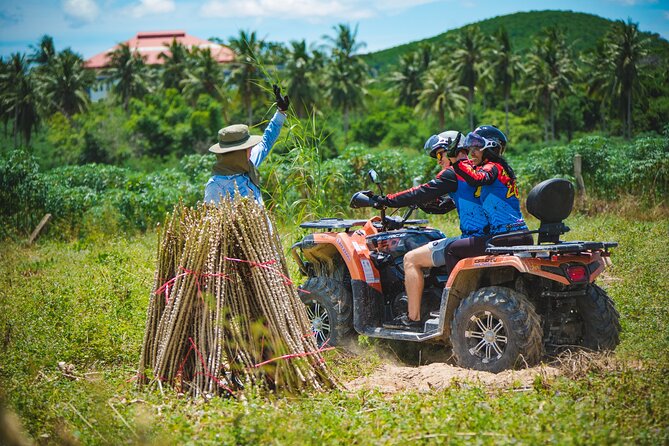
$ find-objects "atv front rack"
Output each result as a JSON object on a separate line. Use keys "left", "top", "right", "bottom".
{"left": 486, "top": 241, "right": 618, "bottom": 255}
{"left": 300, "top": 218, "right": 368, "bottom": 229}
{"left": 300, "top": 217, "right": 429, "bottom": 230}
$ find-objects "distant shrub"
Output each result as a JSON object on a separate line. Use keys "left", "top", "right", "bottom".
{"left": 513, "top": 135, "right": 668, "bottom": 203}
{"left": 1, "top": 134, "right": 666, "bottom": 237}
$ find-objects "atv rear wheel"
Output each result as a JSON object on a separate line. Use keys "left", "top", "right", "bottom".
{"left": 298, "top": 276, "right": 353, "bottom": 347}
{"left": 451, "top": 286, "right": 543, "bottom": 373}
{"left": 577, "top": 284, "right": 621, "bottom": 350}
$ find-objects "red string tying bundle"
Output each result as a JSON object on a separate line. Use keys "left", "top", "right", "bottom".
{"left": 155, "top": 257, "right": 293, "bottom": 304}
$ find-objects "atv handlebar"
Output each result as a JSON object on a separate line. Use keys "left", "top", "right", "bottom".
{"left": 350, "top": 191, "right": 428, "bottom": 231}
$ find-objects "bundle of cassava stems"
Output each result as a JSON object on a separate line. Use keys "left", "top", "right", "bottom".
{"left": 138, "top": 198, "right": 338, "bottom": 397}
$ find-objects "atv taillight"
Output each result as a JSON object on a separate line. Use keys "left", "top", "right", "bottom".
{"left": 565, "top": 265, "right": 588, "bottom": 282}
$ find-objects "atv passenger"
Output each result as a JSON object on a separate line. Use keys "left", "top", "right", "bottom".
{"left": 368, "top": 131, "right": 491, "bottom": 330}
{"left": 204, "top": 85, "right": 289, "bottom": 205}
{"left": 452, "top": 125, "right": 533, "bottom": 245}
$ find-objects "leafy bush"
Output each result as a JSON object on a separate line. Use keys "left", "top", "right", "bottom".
{"left": 1, "top": 134, "right": 666, "bottom": 237}
{"left": 127, "top": 90, "right": 222, "bottom": 157}
{"left": 0, "top": 149, "right": 46, "bottom": 236}
{"left": 513, "top": 135, "right": 668, "bottom": 203}
{"left": 0, "top": 149, "right": 204, "bottom": 236}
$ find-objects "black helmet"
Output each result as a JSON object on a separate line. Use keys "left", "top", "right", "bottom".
{"left": 464, "top": 125, "right": 508, "bottom": 156}
{"left": 423, "top": 130, "right": 465, "bottom": 159}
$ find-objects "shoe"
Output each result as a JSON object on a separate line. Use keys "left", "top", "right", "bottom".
{"left": 383, "top": 313, "right": 423, "bottom": 331}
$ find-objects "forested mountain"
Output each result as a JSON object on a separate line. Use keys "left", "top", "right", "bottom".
{"left": 363, "top": 10, "right": 669, "bottom": 75}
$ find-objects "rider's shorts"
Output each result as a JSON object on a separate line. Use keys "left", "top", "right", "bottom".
{"left": 428, "top": 236, "right": 460, "bottom": 267}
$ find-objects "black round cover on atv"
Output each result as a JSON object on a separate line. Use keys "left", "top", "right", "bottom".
{"left": 526, "top": 178, "right": 574, "bottom": 223}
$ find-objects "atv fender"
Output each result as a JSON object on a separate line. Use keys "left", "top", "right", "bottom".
{"left": 297, "top": 232, "right": 383, "bottom": 293}
{"left": 439, "top": 252, "right": 608, "bottom": 340}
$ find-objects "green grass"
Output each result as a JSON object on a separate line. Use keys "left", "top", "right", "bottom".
{"left": 1, "top": 211, "right": 668, "bottom": 444}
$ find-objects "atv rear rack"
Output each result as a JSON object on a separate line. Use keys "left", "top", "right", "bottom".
{"left": 486, "top": 241, "right": 618, "bottom": 255}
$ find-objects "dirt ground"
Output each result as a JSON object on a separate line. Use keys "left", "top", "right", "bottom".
{"left": 345, "top": 362, "right": 561, "bottom": 393}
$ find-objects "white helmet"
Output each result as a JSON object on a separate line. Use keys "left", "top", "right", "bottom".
{"left": 424, "top": 130, "right": 465, "bottom": 158}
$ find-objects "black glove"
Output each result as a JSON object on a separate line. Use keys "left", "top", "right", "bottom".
{"left": 371, "top": 195, "right": 389, "bottom": 209}
{"left": 273, "top": 84, "right": 290, "bottom": 111}
{"left": 418, "top": 197, "right": 455, "bottom": 214}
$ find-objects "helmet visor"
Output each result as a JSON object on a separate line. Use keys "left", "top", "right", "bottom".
{"left": 464, "top": 132, "right": 496, "bottom": 151}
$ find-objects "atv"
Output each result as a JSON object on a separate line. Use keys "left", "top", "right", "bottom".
{"left": 291, "top": 171, "right": 621, "bottom": 372}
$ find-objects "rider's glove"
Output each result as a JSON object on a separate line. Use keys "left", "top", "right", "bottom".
{"left": 371, "top": 195, "right": 389, "bottom": 209}
{"left": 273, "top": 84, "right": 290, "bottom": 112}
{"left": 418, "top": 197, "right": 455, "bottom": 214}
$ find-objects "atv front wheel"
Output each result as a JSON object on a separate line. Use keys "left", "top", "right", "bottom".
{"left": 577, "top": 284, "right": 621, "bottom": 350}
{"left": 451, "top": 286, "right": 543, "bottom": 373}
{"left": 298, "top": 276, "right": 353, "bottom": 347}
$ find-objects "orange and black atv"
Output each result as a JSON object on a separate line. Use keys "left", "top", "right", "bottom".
{"left": 291, "top": 171, "right": 621, "bottom": 372}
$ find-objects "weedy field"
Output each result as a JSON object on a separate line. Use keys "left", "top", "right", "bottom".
{"left": 0, "top": 211, "right": 668, "bottom": 445}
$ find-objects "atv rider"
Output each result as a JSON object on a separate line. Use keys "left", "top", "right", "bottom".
{"left": 451, "top": 125, "right": 533, "bottom": 244}
{"left": 366, "top": 131, "right": 491, "bottom": 330}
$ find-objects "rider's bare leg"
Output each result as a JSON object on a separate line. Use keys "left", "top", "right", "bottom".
{"left": 403, "top": 244, "right": 435, "bottom": 321}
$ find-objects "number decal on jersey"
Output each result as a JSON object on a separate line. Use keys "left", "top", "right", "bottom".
{"left": 506, "top": 181, "right": 519, "bottom": 199}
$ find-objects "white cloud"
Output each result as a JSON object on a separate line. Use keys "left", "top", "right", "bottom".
{"left": 63, "top": 0, "right": 99, "bottom": 25}
{"left": 126, "top": 0, "right": 176, "bottom": 18}
{"left": 200, "top": 0, "right": 438, "bottom": 21}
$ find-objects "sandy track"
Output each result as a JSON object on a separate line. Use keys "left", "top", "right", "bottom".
{"left": 345, "top": 362, "right": 561, "bottom": 393}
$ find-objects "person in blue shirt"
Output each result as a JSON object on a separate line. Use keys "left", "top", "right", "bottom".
{"left": 204, "top": 85, "right": 289, "bottom": 204}
{"left": 451, "top": 125, "right": 530, "bottom": 236}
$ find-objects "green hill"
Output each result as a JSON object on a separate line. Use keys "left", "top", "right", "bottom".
{"left": 363, "top": 10, "right": 669, "bottom": 74}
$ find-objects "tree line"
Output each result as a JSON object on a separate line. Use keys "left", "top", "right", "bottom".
{"left": 0, "top": 19, "right": 666, "bottom": 162}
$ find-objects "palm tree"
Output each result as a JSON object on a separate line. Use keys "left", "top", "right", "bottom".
{"left": 491, "top": 26, "right": 522, "bottom": 136}
{"left": 105, "top": 43, "right": 149, "bottom": 111}
{"left": 452, "top": 26, "right": 489, "bottom": 129}
{"left": 158, "top": 38, "right": 189, "bottom": 92}
{"left": 29, "top": 35, "right": 56, "bottom": 66}
{"left": 322, "top": 24, "right": 368, "bottom": 143}
{"left": 387, "top": 52, "right": 423, "bottom": 107}
{"left": 181, "top": 47, "right": 223, "bottom": 100}
{"left": 284, "top": 40, "right": 318, "bottom": 117}
{"left": 0, "top": 57, "right": 9, "bottom": 136}
{"left": 0, "top": 53, "right": 39, "bottom": 145}
{"left": 524, "top": 27, "right": 577, "bottom": 141}
{"left": 228, "top": 30, "right": 265, "bottom": 125}
{"left": 584, "top": 40, "right": 614, "bottom": 133}
{"left": 416, "top": 65, "right": 467, "bottom": 130}
{"left": 417, "top": 42, "right": 433, "bottom": 71}
{"left": 607, "top": 19, "right": 649, "bottom": 138}
{"left": 36, "top": 48, "right": 94, "bottom": 117}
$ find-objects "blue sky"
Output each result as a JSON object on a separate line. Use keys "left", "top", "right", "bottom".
{"left": 1, "top": 0, "right": 668, "bottom": 59}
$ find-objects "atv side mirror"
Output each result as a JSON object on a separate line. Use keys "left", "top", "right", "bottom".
{"left": 367, "top": 169, "right": 384, "bottom": 195}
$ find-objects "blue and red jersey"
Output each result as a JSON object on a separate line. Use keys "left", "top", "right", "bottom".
{"left": 380, "top": 161, "right": 490, "bottom": 237}
{"left": 452, "top": 160, "right": 528, "bottom": 235}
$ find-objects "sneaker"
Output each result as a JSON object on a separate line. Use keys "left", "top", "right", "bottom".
{"left": 383, "top": 313, "right": 423, "bottom": 331}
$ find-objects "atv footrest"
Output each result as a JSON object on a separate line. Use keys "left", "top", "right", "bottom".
{"left": 361, "top": 324, "right": 443, "bottom": 342}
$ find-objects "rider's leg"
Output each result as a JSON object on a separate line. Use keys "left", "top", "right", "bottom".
{"left": 403, "top": 244, "right": 435, "bottom": 321}
{"left": 444, "top": 236, "right": 488, "bottom": 273}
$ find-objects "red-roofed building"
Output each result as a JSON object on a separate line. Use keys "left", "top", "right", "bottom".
{"left": 85, "top": 30, "right": 235, "bottom": 69}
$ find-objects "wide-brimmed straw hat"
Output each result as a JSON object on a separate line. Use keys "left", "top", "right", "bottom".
{"left": 208, "top": 124, "right": 262, "bottom": 154}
